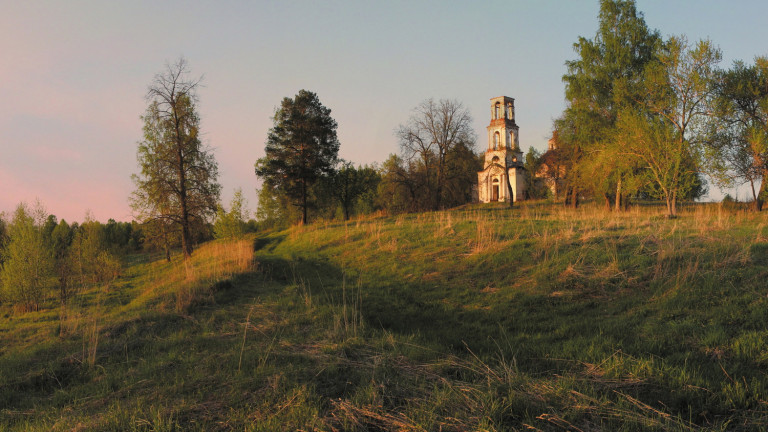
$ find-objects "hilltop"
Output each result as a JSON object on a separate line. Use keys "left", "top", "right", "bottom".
{"left": 2, "top": 202, "right": 768, "bottom": 431}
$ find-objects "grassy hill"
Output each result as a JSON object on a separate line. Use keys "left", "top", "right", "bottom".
{"left": 2, "top": 202, "right": 768, "bottom": 431}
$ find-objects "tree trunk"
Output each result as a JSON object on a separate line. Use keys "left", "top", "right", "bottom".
{"left": 622, "top": 195, "right": 631, "bottom": 211}
{"left": 615, "top": 177, "right": 622, "bottom": 212}
{"left": 604, "top": 193, "right": 612, "bottom": 211}
{"left": 565, "top": 187, "right": 579, "bottom": 209}
{"left": 180, "top": 218, "right": 192, "bottom": 258}
{"left": 164, "top": 235, "right": 171, "bottom": 263}
{"left": 667, "top": 190, "right": 678, "bottom": 218}
{"left": 177, "top": 139, "right": 192, "bottom": 258}
{"left": 506, "top": 171, "right": 515, "bottom": 208}
{"left": 301, "top": 179, "right": 308, "bottom": 225}
{"left": 435, "top": 163, "right": 444, "bottom": 211}
{"left": 756, "top": 175, "right": 767, "bottom": 212}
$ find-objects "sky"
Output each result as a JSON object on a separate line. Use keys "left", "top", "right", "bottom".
{"left": 2, "top": 0, "right": 767, "bottom": 222}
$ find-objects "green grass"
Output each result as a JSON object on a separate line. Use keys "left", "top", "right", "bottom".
{"left": 2, "top": 201, "right": 768, "bottom": 430}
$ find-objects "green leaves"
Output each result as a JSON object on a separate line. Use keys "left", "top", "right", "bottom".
{"left": 131, "top": 59, "right": 220, "bottom": 257}
{"left": 255, "top": 90, "right": 340, "bottom": 225}
{"left": 0, "top": 202, "right": 56, "bottom": 311}
{"left": 214, "top": 189, "right": 249, "bottom": 239}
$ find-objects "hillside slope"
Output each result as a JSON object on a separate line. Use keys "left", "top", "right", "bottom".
{"left": 2, "top": 203, "right": 768, "bottom": 431}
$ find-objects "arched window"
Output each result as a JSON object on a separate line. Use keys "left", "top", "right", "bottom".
{"left": 508, "top": 131, "right": 513, "bottom": 149}
{"left": 495, "top": 103, "right": 500, "bottom": 119}
{"left": 493, "top": 132, "right": 500, "bottom": 149}
{"left": 492, "top": 156, "right": 500, "bottom": 164}
{"left": 507, "top": 103, "right": 513, "bottom": 119}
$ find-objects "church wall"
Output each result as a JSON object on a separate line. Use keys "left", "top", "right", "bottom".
{"left": 478, "top": 96, "right": 526, "bottom": 204}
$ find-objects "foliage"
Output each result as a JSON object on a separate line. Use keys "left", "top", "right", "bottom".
{"left": 254, "top": 183, "right": 299, "bottom": 229}
{"left": 140, "top": 218, "right": 178, "bottom": 262}
{"left": 710, "top": 57, "right": 768, "bottom": 210}
{"left": 616, "top": 108, "right": 708, "bottom": 206}
{"left": 523, "top": 146, "right": 549, "bottom": 199}
{"left": 131, "top": 58, "right": 221, "bottom": 258}
{"left": 255, "top": 89, "right": 340, "bottom": 225}
{"left": 636, "top": 35, "right": 720, "bottom": 216}
{"left": 441, "top": 141, "right": 482, "bottom": 207}
{"left": 0, "top": 202, "right": 56, "bottom": 312}
{"left": 376, "top": 154, "right": 417, "bottom": 214}
{"left": 396, "top": 98, "right": 476, "bottom": 211}
{"left": 214, "top": 188, "right": 249, "bottom": 239}
{"left": 0, "top": 214, "right": 8, "bottom": 266}
{"left": 558, "top": 1, "right": 719, "bottom": 216}
{"left": 560, "top": 0, "right": 661, "bottom": 209}
{"left": 322, "top": 161, "right": 380, "bottom": 220}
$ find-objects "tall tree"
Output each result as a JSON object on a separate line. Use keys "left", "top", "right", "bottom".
{"left": 396, "top": 98, "right": 476, "bottom": 211}
{"left": 131, "top": 58, "right": 220, "bottom": 258}
{"left": 561, "top": 0, "right": 660, "bottom": 209}
{"left": 255, "top": 90, "right": 340, "bottom": 225}
{"left": 636, "top": 36, "right": 720, "bottom": 216}
{"left": 0, "top": 202, "right": 56, "bottom": 312}
{"left": 710, "top": 58, "right": 768, "bottom": 210}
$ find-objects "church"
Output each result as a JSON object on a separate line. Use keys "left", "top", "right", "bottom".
{"left": 477, "top": 96, "right": 526, "bottom": 203}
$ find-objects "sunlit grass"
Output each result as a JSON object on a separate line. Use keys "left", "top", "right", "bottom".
{"left": 2, "top": 201, "right": 768, "bottom": 430}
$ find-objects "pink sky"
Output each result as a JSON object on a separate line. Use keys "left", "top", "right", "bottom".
{"left": 3, "top": 1, "right": 767, "bottom": 222}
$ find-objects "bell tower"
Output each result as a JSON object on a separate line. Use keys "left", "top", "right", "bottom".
{"left": 476, "top": 96, "right": 526, "bottom": 203}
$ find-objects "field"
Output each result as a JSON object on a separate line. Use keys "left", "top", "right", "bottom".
{"left": 2, "top": 201, "right": 768, "bottom": 431}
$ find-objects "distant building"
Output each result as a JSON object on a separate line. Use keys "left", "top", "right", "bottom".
{"left": 477, "top": 96, "right": 526, "bottom": 203}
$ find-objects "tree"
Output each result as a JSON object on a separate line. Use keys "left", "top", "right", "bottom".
{"left": 131, "top": 58, "right": 220, "bottom": 258}
{"left": 442, "top": 142, "right": 482, "bottom": 208}
{"left": 552, "top": 114, "right": 585, "bottom": 208}
{"left": 255, "top": 90, "right": 340, "bottom": 225}
{"left": 616, "top": 109, "right": 706, "bottom": 212}
{"left": 324, "top": 161, "right": 380, "bottom": 221}
{"left": 523, "top": 147, "right": 548, "bottom": 199}
{"left": 0, "top": 202, "right": 56, "bottom": 312}
{"left": 49, "top": 219, "right": 75, "bottom": 307}
{"left": 142, "top": 219, "right": 177, "bottom": 262}
{"left": 0, "top": 213, "right": 8, "bottom": 266}
{"left": 377, "top": 154, "right": 419, "bottom": 214}
{"left": 710, "top": 58, "right": 768, "bottom": 210}
{"left": 636, "top": 36, "right": 720, "bottom": 217}
{"left": 214, "top": 188, "right": 249, "bottom": 239}
{"left": 396, "top": 98, "right": 476, "bottom": 211}
{"left": 561, "top": 0, "right": 660, "bottom": 209}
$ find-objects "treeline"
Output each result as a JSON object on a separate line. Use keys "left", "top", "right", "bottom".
{"left": 0, "top": 197, "right": 265, "bottom": 313}
{"left": 541, "top": 0, "right": 768, "bottom": 217}
{"left": 256, "top": 150, "right": 480, "bottom": 229}
{"left": 255, "top": 94, "right": 482, "bottom": 227}
{"left": 0, "top": 203, "right": 123, "bottom": 312}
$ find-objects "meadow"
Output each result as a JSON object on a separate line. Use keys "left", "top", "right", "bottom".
{"left": 2, "top": 201, "right": 768, "bottom": 431}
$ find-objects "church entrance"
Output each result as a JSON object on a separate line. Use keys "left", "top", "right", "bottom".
{"left": 492, "top": 180, "right": 499, "bottom": 201}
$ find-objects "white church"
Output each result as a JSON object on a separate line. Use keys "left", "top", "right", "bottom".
{"left": 477, "top": 96, "right": 526, "bottom": 203}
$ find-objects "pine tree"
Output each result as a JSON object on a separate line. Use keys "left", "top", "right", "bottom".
{"left": 255, "top": 90, "right": 340, "bottom": 225}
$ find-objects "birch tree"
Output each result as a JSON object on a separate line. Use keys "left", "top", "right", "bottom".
{"left": 131, "top": 58, "right": 220, "bottom": 258}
